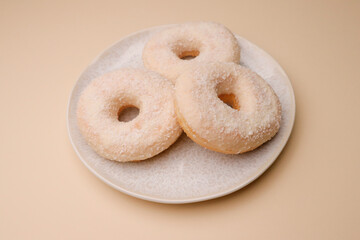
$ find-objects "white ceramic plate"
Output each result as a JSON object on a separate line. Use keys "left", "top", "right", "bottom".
{"left": 67, "top": 25, "right": 295, "bottom": 204}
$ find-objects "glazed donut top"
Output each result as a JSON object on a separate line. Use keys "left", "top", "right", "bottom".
{"left": 77, "top": 68, "right": 182, "bottom": 162}
{"left": 142, "top": 22, "right": 240, "bottom": 83}
{"left": 175, "top": 62, "right": 282, "bottom": 154}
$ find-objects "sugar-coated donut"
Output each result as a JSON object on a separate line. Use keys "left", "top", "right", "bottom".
{"left": 77, "top": 68, "right": 182, "bottom": 162}
{"left": 175, "top": 62, "right": 281, "bottom": 154}
{"left": 142, "top": 22, "right": 240, "bottom": 83}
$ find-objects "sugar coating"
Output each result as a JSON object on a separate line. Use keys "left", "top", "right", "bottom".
{"left": 77, "top": 68, "right": 182, "bottom": 162}
{"left": 68, "top": 26, "right": 295, "bottom": 201}
{"left": 175, "top": 62, "right": 281, "bottom": 154}
{"left": 142, "top": 22, "right": 240, "bottom": 83}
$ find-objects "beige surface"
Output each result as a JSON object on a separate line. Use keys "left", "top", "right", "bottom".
{"left": 0, "top": 0, "right": 359, "bottom": 239}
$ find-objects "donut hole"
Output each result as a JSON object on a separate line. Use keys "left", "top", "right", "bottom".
{"left": 117, "top": 106, "right": 139, "bottom": 122}
{"left": 178, "top": 50, "right": 200, "bottom": 60}
{"left": 172, "top": 40, "right": 201, "bottom": 60}
{"left": 218, "top": 94, "right": 240, "bottom": 110}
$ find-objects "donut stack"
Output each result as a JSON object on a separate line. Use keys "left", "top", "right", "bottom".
{"left": 77, "top": 22, "right": 281, "bottom": 162}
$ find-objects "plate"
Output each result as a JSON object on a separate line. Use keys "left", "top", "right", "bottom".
{"left": 67, "top": 25, "right": 295, "bottom": 204}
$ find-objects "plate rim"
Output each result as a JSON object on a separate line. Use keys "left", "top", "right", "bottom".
{"left": 67, "top": 24, "right": 296, "bottom": 204}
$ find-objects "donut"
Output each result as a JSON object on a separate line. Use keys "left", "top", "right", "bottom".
{"left": 174, "top": 62, "right": 281, "bottom": 154}
{"left": 142, "top": 22, "right": 240, "bottom": 83}
{"left": 77, "top": 68, "right": 182, "bottom": 162}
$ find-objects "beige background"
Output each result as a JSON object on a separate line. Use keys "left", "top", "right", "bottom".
{"left": 1, "top": 0, "right": 359, "bottom": 239}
